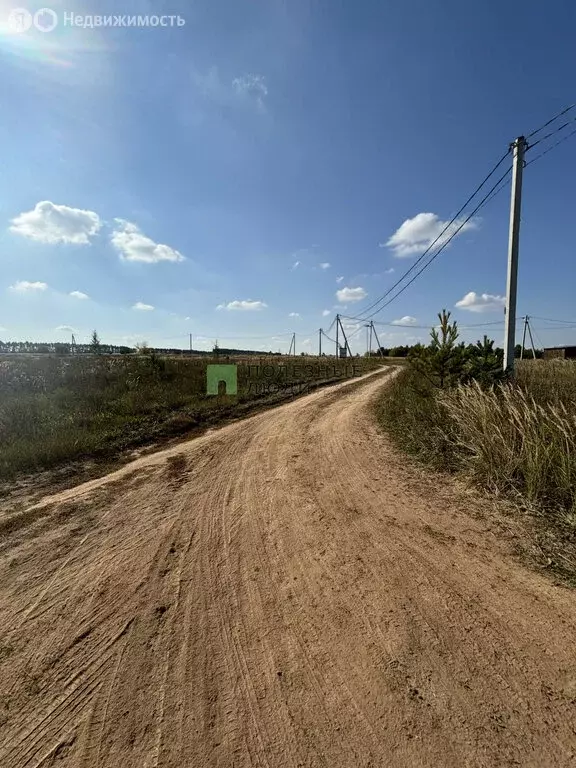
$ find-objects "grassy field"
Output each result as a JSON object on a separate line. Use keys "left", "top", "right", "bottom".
{"left": 0, "top": 354, "right": 383, "bottom": 481}
{"left": 378, "top": 359, "right": 576, "bottom": 518}
{"left": 377, "top": 356, "right": 576, "bottom": 583}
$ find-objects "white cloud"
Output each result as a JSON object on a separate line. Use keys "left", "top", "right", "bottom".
{"left": 385, "top": 212, "right": 478, "bottom": 258}
{"left": 384, "top": 267, "right": 395, "bottom": 274}
{"left": 69, "top": 290, "right": 89, "bottom": 300}
{"left": 391, "top": 316, "right": 418, "bottom": 326}
{"left": 319, "top": 262, "right": 331, "bottom": 270}
{"left": 56, "top": 325, "right": 75, "bottom": 332}
{"left": 10, "top": 201, "right": 101, "bottom": 245}
{"left": 217, "top": 300, "right": 268, "bottom": 311}
{"left": 289, "top": 312, "right": 300, "bottom": 318}
{"left": 336, "top": 276, "right": 344, "bottom": 283}
{"left": 291, "top": 261, "right": 301, "bottom": 270}
{"left": 336, "top": 286, "right": 367, "bottom": 303}
{"left": 455, "top": 291, "right": 506, "bottom": 313}
{"left": 111, "top": 220, "right": 185, "bottom": 263}
{"left": 232, "top": 74, "right": 268, "bottom": 110}
{"left": 322, "top": 309, "right": 331, "bottom": 317}
{"left": 10, "top": 280, "right": 48, "bottom": 292}
{"left": 132, "top": 302, "right": 155, "bottom": 311}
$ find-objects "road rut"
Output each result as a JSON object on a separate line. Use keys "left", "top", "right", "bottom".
{"left": 0, "top": 369, "right": 575, "bottom": 767}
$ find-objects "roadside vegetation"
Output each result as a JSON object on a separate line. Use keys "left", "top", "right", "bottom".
{"left": 0, "top": 353, "right": 382, "bottom": 481}
{"left": 377, "top": 310, "right": 576, "bottom": 524}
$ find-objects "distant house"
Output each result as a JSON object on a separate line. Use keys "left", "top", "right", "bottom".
{"left": 543, "top": 346, "right": 576, "bottom": 360}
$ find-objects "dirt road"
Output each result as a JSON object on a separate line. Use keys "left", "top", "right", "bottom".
{"left": 1, "top": 369, "right": 575, "bottom": 767}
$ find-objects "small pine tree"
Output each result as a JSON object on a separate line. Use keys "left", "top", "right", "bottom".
{"left": 410, "top": 311, "right": 508, "bottom": 390}
{"left": 463, "top": 336, "right": 507, "bottom": 388}
{"left": 90, "top": 330, "right": 102, "bottom": 354}
{"left": 410, "top": 309, "right": 465, "bottom": 389}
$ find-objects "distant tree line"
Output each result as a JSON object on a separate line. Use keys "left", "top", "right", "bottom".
{"left": 0, "top": 340, "right": 134, "bottom": 355}
{"left": 369, "top": 342, "right": 543, "bottom": 359}
{"left": 0, "top": 340, "right": 278, "bottom": 357}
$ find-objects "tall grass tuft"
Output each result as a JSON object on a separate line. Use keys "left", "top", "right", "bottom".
{"left": 441, "top": 380, "right": 576, "bottom": 515}
{"left": 377, "top": 313, "right": 576, "bottom": 519}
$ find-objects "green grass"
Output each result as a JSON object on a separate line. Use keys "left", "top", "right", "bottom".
{"left": 0, "top": 354, "right": 381, "bottom": 480}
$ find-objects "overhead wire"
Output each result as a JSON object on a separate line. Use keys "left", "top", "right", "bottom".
{"left": 525, "top": 125, "right": 576, "bottom": 167}
{"left": 358, "top": 165, "right": 514, "bottom": 321}
{"left": 348, "top": 149, "right": 513, "bottom": 321}
{"left": 526, "top": 113, "right": 576, "bottom": 150}
{"left": 525, "top": 102, "right": 576, "bottom": 139}
{"left": 531, "top": 315, "right": 576, "bottom": 324}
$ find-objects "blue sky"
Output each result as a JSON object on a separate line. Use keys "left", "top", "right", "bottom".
{"left": 0, "top": 0, "right": 575, "bottom": 354}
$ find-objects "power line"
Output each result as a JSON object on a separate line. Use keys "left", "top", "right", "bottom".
{"left": 530, "top": 325, "right": 576, "bottom": 331}
{"left": 358, "top": 164, "right": 514, "bottom": 321}
{"left": 525, "top": 125, "right": 576, "bottom": 167}
{"left": 531, "top": 315, "right": 576, "bottom": 324}
{"left": 479, "top": 171, "right": 512, "bottom": 208}
{"left": 325, "top": 316, "right": 337, "bottom": 334}
{"left": 527, "top": 113, "right": 576, "bottom": 150}
{"left": 349, "top": 149, "right": 512, "bottom": 321}
{"left": 366, "top": 318, "right": 512, "bottom": 330}
{"left": 526, "top": 102, "right": 576, "bottom": 139}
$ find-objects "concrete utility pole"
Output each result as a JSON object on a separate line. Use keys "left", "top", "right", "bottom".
{"left": 338, "top": 315, "right": 352, "bottom": 359}
{"left": 318, "top": 329, "right": 322, "bottom": 357}
{"left": 520, "top": 315, "right": 528, "bottom": 360}
{"left": 503, "top": 136, "right": 528, "bottom": 375}
{"left": 371, "top": 322, "right": 384, "bottom": 357}
{"left": 520, "top": 316, "right": 528, "bottom": 360}
{"left": 336, "top": 314, "right": 339, "bottom": 359}
{"left": 526, "top": 317, "right": 537, "bottom": 360}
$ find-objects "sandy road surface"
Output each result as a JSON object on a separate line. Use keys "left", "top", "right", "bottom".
{"left": 0, "top": 369, "right": 575, "bottom": 768}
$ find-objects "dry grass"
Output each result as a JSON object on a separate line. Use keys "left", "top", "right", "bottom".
{"left": 377, "top": 358, "right": 576, "bottom": 583}
{"left": 441, "top": 380, "right": 576, "bottom": 517}
{"left": 0, "top": 354, "right": 380, "bottom": 480}
{"left": 378, "top": 359, "right": 576, "bottom": 518}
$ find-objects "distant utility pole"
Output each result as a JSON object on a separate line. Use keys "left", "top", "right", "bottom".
{"left": 526, "top": 317, "right": 537, "bottom": 360}
{"left": 336, "top": 314, "right": 339, "bottom": 358}
{"left": 337, "top": 315, "right": 352, "bottom": 358}
{"left": 520, "top": 316, "right": 528, "bottom": 360}
{"left": 189, "top": 333, "right": 192, "bottom": 354}
{"left": 503, "top": 136, "right": 528, "bottom": 374}
{"left": 371, "top": 322, "right": 384, "bottom": 357}
{"left": 365, "top": 323, "right": 371, "bottom": 356}
{"left": 318, "top": 328, "right": 322, "bottom": 357}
